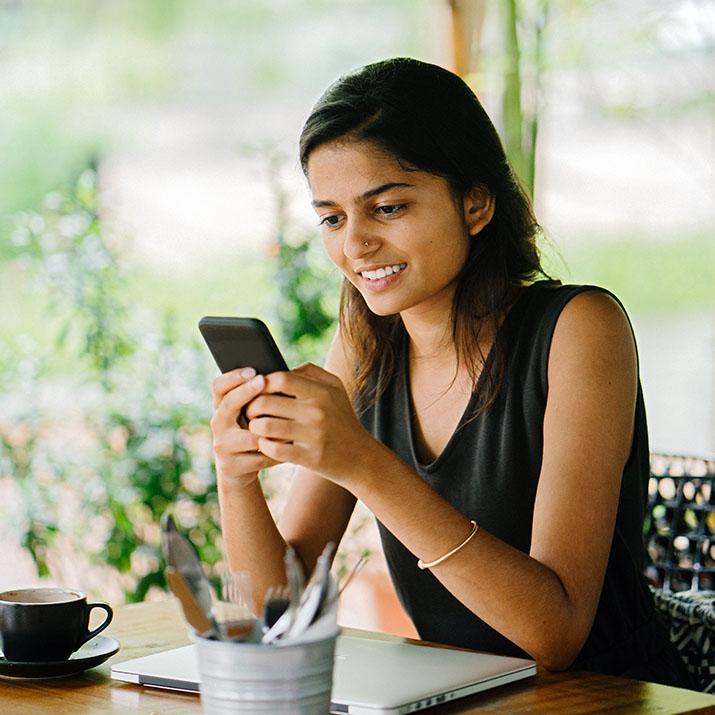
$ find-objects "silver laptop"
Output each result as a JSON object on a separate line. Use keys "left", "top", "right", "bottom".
{"left": 111, "top": 633, "right": 536, "bottom": 714}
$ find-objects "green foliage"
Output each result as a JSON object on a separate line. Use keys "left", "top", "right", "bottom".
{"left": 0, "top": 334, "right": 66, "bottom": 580}
{"left": 10, "top": 161, "right": 135, "bottom": 384}
{"left": 262, "top": 152, "right": 339, "bottom": 365}
{"left": 0, "top": 154, "right": 341, "bottom": 602}
{"left": 276, "top": 235, "right": 336, "bottom": 363}
{"left": 90, "top": 328, "right": 221, "bottom": 602}
{"left": 0, "top": 409, "right": 57, "bottom": 578}
{"left": 1, "top": 167, "right": 222, "bottom": 601}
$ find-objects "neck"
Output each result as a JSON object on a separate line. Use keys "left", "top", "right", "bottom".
{"left": 400, "top": 293, "right": 503, "bottom": 371}
{"left": 400, "top": 291, "right": 457, "bottom": 364}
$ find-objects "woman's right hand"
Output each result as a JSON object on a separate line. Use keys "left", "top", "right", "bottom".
{"left": 210, "top": 368, "right": 281, "bottom": 487}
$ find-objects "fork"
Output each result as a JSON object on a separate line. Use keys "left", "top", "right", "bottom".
{"left": 221, "top": 571, "right": 255, "bottom": 616}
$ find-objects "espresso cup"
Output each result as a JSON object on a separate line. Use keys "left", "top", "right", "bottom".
{"left": 0, "top": 588, "right": 113, "bottom": 662}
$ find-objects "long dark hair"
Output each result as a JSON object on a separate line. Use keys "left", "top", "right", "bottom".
{"left": 299, "top": 57, "right": 554, "bottom": 417}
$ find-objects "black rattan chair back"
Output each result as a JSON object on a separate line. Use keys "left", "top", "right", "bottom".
{"left": 644, "top": 453, "right": 715, "bottom": 592}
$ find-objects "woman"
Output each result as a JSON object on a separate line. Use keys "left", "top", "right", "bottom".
{"left": 210, "top": 58, "right": 692, "bottom": 687}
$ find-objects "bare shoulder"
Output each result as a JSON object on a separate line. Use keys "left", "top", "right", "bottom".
{"left": 549, "top": 289, "right": 636, "bottom": 373}
{"left": 554, "top": 289, "right": 632, "bottom": 337}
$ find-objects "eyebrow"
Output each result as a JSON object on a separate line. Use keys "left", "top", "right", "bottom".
{"left": 311, "top": 182, "right": 416, "bottom": 208}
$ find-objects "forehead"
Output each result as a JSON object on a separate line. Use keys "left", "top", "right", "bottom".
{"left": 306, "top": 140, "right": 420, "bottom": 198}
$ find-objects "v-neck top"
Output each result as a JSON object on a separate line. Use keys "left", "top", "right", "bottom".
{"left": 403, "top": 286, "right": 526, "bottom": 471}
{"left": 357, "top": 280, "right": 693, "bottom": 686}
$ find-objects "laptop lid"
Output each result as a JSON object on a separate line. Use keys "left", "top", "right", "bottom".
{"left": 111, "top": 633, "right": 536, "bottom": 714}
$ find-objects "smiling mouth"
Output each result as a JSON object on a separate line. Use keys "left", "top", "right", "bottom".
{"left": 359, "top": 263, "right": 407, "bottom": 281}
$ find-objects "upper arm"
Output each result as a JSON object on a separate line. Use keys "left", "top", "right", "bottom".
{"left": 278, "top": 327, "right": 358, "bottom": 573}
{"left": 530, "top": 291, "right": 638, "bottom": 646}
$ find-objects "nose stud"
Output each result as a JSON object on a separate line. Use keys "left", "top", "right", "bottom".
{"left": 363, "top": 241, "right": 369, "bottom": 246}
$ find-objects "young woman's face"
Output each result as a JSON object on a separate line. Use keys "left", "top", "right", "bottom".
{"left": 306, "top": 140, "right": 472, "bottom": 319}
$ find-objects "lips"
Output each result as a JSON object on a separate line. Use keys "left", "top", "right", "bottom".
{"left": 357, "top": 265, "right": 407, "bottom": 293}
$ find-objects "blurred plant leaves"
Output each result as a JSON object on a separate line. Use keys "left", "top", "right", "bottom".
{"left": 0, "top": 153, "right": 340, "bottom": 602}
{"left": 1, "top": 167, "right": 221, "bottom": 601}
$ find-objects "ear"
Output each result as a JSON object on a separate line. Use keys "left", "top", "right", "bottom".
{"left": 463, "top": 184, "right": 495, "bottom": 236}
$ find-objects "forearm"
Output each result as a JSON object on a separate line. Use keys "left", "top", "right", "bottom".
{"left": 217, "top": 475, "right": 289, "bottom": 612}
{"left": 350, "top": 445, "right": 586, "bottom": 669}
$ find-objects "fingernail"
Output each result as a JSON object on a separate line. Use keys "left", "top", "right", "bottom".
{"left": 240, "top": 367, "right": 256, "bottom": 379}
{"left": 249, "top": 374, "right": 264, "bottom": 388}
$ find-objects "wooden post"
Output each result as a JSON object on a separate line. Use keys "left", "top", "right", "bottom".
{"left": 447, "top": 0, "right": 487, "bottom": 77}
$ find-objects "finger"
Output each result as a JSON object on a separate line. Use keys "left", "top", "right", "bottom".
{"left": 257, "top": 437, "right": 297, "bottom": 464}
{"left": 292, "top": 362, "right": 341, "bottom": 385}
{"left": 291, "top": 362, "right": 322, "bottom": 376}
{"left": 262, "top": 370, "right": 324, "bottom": 399}
{"left": 244, "top": 394, "right": 297, "bottom": 421}
{"left": 248, "top": 416, "right": 297, "bottom": 442}
{"left": 212, "top": 428, "right": 283, "bottom": 471}
{"left": 216, "top": 452, "right": 282, "bottom": 476}
{"left": 212, "top": 374, "right": 266, "bottom": 430}
{"left": 294, "top": 364, "right": 345, "bottom": 394}
{"left": 212, "top": 426, "right": 261, "bottom": 455}
{"left": 212, "top": 367, "right": 257, "bottom": 409}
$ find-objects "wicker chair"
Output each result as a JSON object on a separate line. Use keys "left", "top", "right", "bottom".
{"left": 644, "top": 453, "right": 715, "bottom": 692}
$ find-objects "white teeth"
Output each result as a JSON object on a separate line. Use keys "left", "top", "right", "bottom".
{"left": 360, "top": 263, "right": 407, "bottom": 280}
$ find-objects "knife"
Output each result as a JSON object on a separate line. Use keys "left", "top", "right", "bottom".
{"left": 161, "top": 513, "right": 219, "bottom": 638}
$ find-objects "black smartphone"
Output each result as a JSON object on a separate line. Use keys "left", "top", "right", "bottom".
{"left": 198, "top": 317, "right": 288, "bottom": 375}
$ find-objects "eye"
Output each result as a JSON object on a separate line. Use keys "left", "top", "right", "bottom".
{"left": 375, "top": 203, "right": 406, "bottom": 217}
{"left": 318, "top": 214, "right": 344, "bottom": 228}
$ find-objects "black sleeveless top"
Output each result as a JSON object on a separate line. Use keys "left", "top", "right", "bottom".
{"left": 357, "top": 281, "right": 693, "bottom": 687}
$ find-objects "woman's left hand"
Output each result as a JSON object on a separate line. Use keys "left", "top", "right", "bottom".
{"left": 243, "top": 363, "right": 376, "bottom": 485}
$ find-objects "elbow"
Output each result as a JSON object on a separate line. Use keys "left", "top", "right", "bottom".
{"left": 537, "top": 650, "right": 577, "bottom": 673}
{"left": 527, "top": 592, "right": 594, "bottom": 671}
{"left": 531, "top": 631, "right": 586, "bottom": 672}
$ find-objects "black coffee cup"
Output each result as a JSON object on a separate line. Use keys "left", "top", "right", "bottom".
{"left": 0, "top": 588, "right": 113, "bottom": 662}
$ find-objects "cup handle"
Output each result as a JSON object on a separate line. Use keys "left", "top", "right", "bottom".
{"left": 79, "top": 602, "right": 114, "bottom": 647}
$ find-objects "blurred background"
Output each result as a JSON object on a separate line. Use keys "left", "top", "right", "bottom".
{"left": 0, "top": 0, "right": 713, "bottom": 634}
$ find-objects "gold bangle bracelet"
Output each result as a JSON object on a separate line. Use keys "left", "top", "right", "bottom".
{"left": 417, "top": 520, "right": 479, "bottom": 570}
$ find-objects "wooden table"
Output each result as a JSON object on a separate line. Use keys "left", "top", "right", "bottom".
{"left": 1, "top": 599, "right": 714, "bottom": 714}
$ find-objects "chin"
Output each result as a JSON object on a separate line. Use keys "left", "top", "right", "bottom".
{"left": 361, "top": 296, "right": 409, "bottom": 317}
{"left": 367, "top": 306, "right": 400, "bottom": 317}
